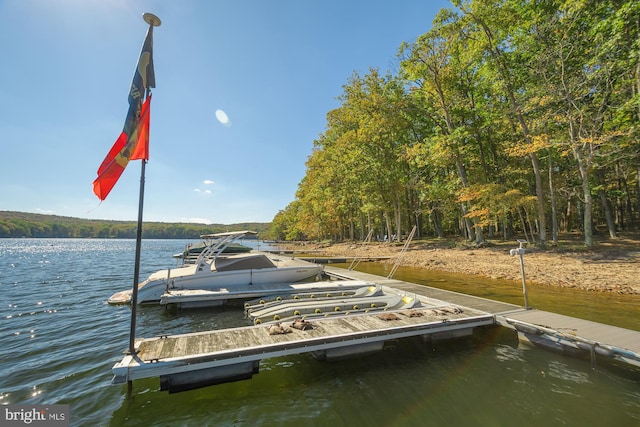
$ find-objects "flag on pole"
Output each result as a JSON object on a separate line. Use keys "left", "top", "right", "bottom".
{"left": 93, "top": 25, "right": 156, "bottom": 201}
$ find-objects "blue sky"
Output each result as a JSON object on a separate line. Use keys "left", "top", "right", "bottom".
{"left": 0, "top": 0, "right": 450, "bottom": 224}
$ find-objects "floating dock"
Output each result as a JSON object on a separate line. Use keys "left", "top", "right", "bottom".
{"left": 112, "top": 266, "right": 640, "bottom": 392}
{"left": 326, "top": 268, "right": 640, "bottom": 370}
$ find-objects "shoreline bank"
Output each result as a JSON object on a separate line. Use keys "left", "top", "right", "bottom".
{"left": 276, "top": 236, "right": 640, "bottom": 295}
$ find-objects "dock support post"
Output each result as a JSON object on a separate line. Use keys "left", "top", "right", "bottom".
{"left": 510, "top": 240, "right": 530, "bottom": 310}
{"left": 590, "top": 344, "right": 597, "bottom": 370}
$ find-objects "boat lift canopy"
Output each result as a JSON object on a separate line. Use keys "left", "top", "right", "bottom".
{"left": 200, "top": 230, "right": 258, "bottom": 239}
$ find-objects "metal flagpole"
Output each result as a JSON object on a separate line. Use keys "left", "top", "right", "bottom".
{"left": 128, "top": 157, "right": 146, "bottom": 355}
{"left": 128, "top": 12, "right": 161, "bottom": 358}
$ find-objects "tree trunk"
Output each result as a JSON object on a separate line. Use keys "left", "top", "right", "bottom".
{"left": 518, "top": 207, "right": 530, "bottom": 243}
{"left": 598, "top": 189, "right": 618, "bottom": 239}
{"left": 529, "top": 152, "right": 546, "bottom": 246}
{"left": 565, "top": 195, "right": 573, "bottom": 232}
{"left": 384, "top": 212, "right": 392, "bottom": 243}
{"left": 452, "top": 149, "right": 479, "bottom": 242}
{"left": 548, "top": 149, "right": 559, "bottom": 245}
{"left": 597, "top": 170, "right": 617, "bottom": 239}
{"left": 395, "top": 196, "right": 402, "bottom": 242}
{"left": 574, "top": 146, "right": 593, "bottom": 247}
{"left": 637, "top": 164, "right": 640, "bottom": 229}
{"left": 460, "top": 204, "right": 475, "bottom": 241}
{"left": 622, "top": 174, "right": 634, "bottom": 230}
{"left": 431, "top": 205, "right": 444, "bottom": 238}
{"left": 474, "top": 222, "right": 484, "bottom": 244}
{"left": 524, "top": 207, "right": 535, "bottom": 243}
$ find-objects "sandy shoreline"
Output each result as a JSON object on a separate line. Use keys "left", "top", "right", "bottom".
{"left": 276, "top": 237, "right": 640, "bottom": 295}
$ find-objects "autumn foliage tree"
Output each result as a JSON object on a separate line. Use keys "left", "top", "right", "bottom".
{"left": 271, "top": 0, "right": 640, "bottom": 247}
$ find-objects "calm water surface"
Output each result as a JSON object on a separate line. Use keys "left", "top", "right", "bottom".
{"left": 1, "top": 239, "right": 639, "bottom": 426}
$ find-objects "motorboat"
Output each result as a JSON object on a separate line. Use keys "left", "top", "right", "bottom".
{"left": 107, "top": 230, "right": 324, "bottom": 305}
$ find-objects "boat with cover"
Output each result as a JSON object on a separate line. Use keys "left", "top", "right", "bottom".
{"left": 107, "top": 230, "right": 324, "bottom": 305}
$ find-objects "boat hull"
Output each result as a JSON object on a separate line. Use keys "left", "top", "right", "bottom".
{"left": 138, "top": 265, "right": 323, "bottom": 304}
{"left": 108, "top": 263, "right": 323, "bottom": 305}
{"left": 160, "top": 280, "right": 370, "bottom": 309}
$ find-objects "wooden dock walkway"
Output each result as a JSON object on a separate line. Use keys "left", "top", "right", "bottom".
{"left": 326, "top": 267, "right": 640, "bottom": 370}
{"left": 114, "top": 306, "right": 494, "bottom": 392}
{"left": 111, "top": 266, "right": 640, "bottom": 392}
{"left": 324, "top": 267, "right": 522, "bottom": 314}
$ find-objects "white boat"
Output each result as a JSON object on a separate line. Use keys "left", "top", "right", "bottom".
{"left": 107, "top": 231, "right": 324, "bottom": 305}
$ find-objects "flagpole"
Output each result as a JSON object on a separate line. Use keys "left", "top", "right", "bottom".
{"left": 128, "top": 158, "right": 146, "bottom": 354}
{"left": 128, "top": 12, "right": 161, "bottom": 358}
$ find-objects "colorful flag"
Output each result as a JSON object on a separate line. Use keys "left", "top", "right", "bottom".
{"left": 93, "top": 25, "right": 155, "bottom": 201}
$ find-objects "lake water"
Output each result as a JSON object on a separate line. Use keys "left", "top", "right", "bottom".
{"left": 1, "top": 239, "right": 639, "bottom": 426}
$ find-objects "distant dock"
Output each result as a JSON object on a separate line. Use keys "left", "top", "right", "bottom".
{"left": 263, "top": 249, "right": 392, "bottom": 264}
{"left": 112, "top": 266, "right": 640, "bottom": 392}
{"left": 297, "top": 256, "right": 392, "bottom": 264}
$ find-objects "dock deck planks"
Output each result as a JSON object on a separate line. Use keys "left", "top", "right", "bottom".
{"left": 327, "top": 267, "right": 640, "bottom": 365}
{"left": 135, "top": 305, "right": 490, "bottom": 363}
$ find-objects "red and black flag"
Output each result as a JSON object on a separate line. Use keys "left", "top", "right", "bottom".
{"left": 93, "top": 25, "right": 155, "bottom": 201}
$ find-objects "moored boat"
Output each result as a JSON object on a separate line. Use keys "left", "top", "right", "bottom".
{"left": 107, "top": 230, "right": 324, "bottom": 305}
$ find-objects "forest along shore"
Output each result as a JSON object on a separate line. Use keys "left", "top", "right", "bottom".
{"left": 277, "top": 234, "right": 640, "bottom": 295}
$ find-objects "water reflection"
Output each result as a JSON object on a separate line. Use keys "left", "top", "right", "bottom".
{"left": 109, "top": 325, "right": 640, "bottom": 426}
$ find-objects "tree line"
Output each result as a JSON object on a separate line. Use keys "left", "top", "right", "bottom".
{"left": 269, "top": 0, "right": 640, "bottom": 247}
{"left": 0, "top": 211, "right": 269, "bottom": 239}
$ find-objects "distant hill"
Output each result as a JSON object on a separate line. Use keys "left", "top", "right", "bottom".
{"left": 0, "top": 211, "right": 270, "bottom": 239}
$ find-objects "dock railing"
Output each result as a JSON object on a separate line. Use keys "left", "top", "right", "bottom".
{"left": 387, "top": 225, "right": 417, "bottom": 279}
{"left": 348, "top": 229, "right": 374, "bottom": 271}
